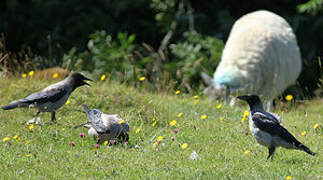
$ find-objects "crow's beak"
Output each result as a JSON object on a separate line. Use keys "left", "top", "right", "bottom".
{"left": 83, "top": 77, "right": 92, "bottom": 86}
{"left": 84, "top": 81, "right": 91, "bottom": 86}
{"left": 84, "top": 77, "right": 93, "bottom": 82}
{"left": 237, "top": 96, "right": 248, "bottom": 101}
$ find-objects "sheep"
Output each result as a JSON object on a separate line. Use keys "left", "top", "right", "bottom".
{"left": 202, "top": 10, "right": 302, "bottom": 110}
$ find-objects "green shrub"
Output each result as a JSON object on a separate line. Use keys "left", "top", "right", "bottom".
{"left": 62, "top": 31, "right": 224, "bottom": 92}
{"left": 170, "top": 32, "right": 224, "bottom": 91}
{"left": 63, "top": 30, "right": 141, "bottom": 82}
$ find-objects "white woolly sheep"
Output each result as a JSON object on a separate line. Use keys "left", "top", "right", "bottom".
{"left": 202, "top": 10, "right": 302, "bottom": 110}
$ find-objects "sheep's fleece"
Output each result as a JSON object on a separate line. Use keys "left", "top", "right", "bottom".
{"left": 203, "top": 10, "right": 302, "bottom": 107}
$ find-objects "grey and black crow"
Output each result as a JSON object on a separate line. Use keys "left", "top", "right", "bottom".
{"left": 237, "top": 95, "right": 315, "bottom": 160}
{"left": 2, "top": 72, "right": 92, "bottom": 122}
{"left": 77, "top": 104, "right": 130, "bottom": 144}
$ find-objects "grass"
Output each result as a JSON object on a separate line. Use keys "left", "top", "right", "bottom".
{"left": 0, "top": 76, "right": 322, "bottom": 179}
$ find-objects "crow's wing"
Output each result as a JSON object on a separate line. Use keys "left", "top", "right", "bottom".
{"left": 266, "top": 112, "right": 282, "bottom": 124}
{"left": 21, "top": 88, "right": 68, "bottom": 104}
{"left": 2, "top": 88, "right": 68, "bottom": 110}
{"left": 91, "top": 115, "right": 109, "bottom": 134}
{"left": 252, "top": 112, "right": 301, "bottom": 146}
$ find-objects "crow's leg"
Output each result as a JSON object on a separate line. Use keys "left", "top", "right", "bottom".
{"left": 266, "top": 146, "right": 276, "bottom": 161}
{"left": 45, "top": 112, "right": 57, "bottom": 125}
{"left": 25, "top": 110, "right": 41, "bottom": 125}
{"left": 51, "top": 111, "right": 56, "bottom": 121}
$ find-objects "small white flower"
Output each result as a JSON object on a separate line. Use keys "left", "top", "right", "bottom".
{"left": 189, "top": 151, "right": 199, "bottom": 160}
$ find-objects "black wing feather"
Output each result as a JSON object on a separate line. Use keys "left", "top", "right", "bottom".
{"left": 252, "top": 112, "right": 301, "bottom": 146}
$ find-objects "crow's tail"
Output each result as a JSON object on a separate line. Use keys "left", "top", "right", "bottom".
{"left": 299, "top": 144, "right": 316, "bottom": 156}
{"left": 2, "top": 100, "right": 28, "bottom": 110}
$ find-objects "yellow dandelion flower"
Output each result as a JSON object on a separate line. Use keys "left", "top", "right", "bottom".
{"left": 3, "top": 137, "right": 10, "bottom": 142}
{"left": 14, "top": 135, "right": 21, "bottom": 142}
{"left": 219, "top": 117, "right": 223, "bottom": 121}
{"left": 241, "top": 117, "right": 246, "bottom": 123}
{"left": 118, "top": 120, "right": 124, "bottom": 124}
{"left": 201, "top": 115, "right": 207, "bottom": 120}
{"left": 62, "top": 128, "right": 65, "bottom": 131}
{"left": 285, "top": 94, "right": 293, "bottom": 101}
{"left": 286, "top": 176, "right": 292, "bottom": 180}
{"left": 152, "top": 121, "right": 157, "bottom": 127}
{"left": 194, "top": 95, "right": 199, "bottom": 99}
{"left": 216, "top": 104, "right": 222, "bottom": 109}
{"left": 213, "top": 164, "right": 216, "bottom": 168}
{"left": 22, "top": 73, "right": 27, "bottom": 78}
{"left": 194, "top": 100, "right": 199, "bottom": 105}
{"left": 175, "top": 90, "right": 180, "bottom": 95}
{"left": 100, "top": 74, "right": 106, "bottom": 81}
{"left": 139, "top": 77, "right": 146, "bottom": 81}
{"left": 52, "top": 73, "right": 59, "bottom": 79}
{"left": 177, "top": 112, "right": 183, "bottom": 118}
{"left": 313, "top": 123, "right": 319, "bottom": 129}
{"left": 243, "top": 110, "right": 249, "bottom": 116}
{"left": 28, "top": 70, "right": 34, "bottom": 76}
{"left": 181, "top": 143, "right": 188, "bottom": 149}
{"left": 29, "top": 124, "right": 34, "bottom": 132}
{"left": 244, "top": 150, "right": 250, "bottom": 155}
{"left": 25, "top": 140, "right": 30, "bottom": 144}
{"left": 301, "top": 131, "right": 307, "bottom": 136}
{"left": 104, "top": 141, "right": 108, "bottom": 145}
{"left": 157, "top": 136, "right": 163, "bottom": 141}
{"left": 135, "top": 128, "right": 141, "bottom": 134}
{"left": 170, "top": 120, "right": 177, "bottom": 127}
{"left": 154, "top": 142, "right": 159, "bottom": 147}
{"left": 65, "top": 100, "right": 71, "bottom": 105}
{"left": 26, "top": 154, "right": 32, "bottom": 157}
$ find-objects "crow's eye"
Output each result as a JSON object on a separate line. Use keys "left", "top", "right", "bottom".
{"left": 93, "top": 110, "right": 100, "bottom": 115}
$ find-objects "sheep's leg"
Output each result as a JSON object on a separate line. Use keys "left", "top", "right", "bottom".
{"left": 265, "top": 101, "right": 273, "bottom": 111}
{"left": 224, "top": 86, "right": 231, "bottom": 104}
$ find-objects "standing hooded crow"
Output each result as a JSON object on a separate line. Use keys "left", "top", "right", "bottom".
{"left": 237, "top": 95, "right": 315, "bottom": 160}
{"left": 2, "top": 72, "right": 92, "bottom": 122}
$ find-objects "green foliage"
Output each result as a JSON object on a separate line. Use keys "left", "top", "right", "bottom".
{"left": 170, "top": 32, "right": 224, "bottom": 90}
{"left": 62, "top": 31, "right": 224, "bottom": 92}
{"left": 150, "top": 0, "right": 178, "bottom": 32}
{"left": 63, "top": 31, "right": 141, "bottom": 82}
{"left": 298, "top": 0, "right": 323, "bottom": 15}
{"left": 0, "top": 77, "right": 322, "bottom": 178}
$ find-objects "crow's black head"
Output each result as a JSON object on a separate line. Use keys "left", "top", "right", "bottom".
{"left": 237, "top": 95, "right": 263, "bottom": 110}
{"left": 69, "top": 72, "right": 92, "bottom": 89}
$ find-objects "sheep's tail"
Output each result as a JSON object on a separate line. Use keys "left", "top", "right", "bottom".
{"left": 299, "top": 144, "right": 315, "bottom": 156}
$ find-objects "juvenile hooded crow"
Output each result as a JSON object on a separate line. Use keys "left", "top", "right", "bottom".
{"left": 237, "top": 95, "right": 315, "bottom": 160}
{"left": 2, "top": 72, "right": 92, "bottom": 122}
{"left": 77, "top": 104, "right": 130, "bottom": 144}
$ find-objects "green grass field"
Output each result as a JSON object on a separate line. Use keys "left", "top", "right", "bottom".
{"left": 0, "top": 77, "right": 322, "bottom": 179}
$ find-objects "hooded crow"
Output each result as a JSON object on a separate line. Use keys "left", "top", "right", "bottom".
{"left": 237, "top": 95, "right": 315, "bottom": 160}
{"left": 2, "top": 72, "right": 92, "bottom": 122}
{"left": 78, "top": 104, "right": 130, "bottom": 144}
